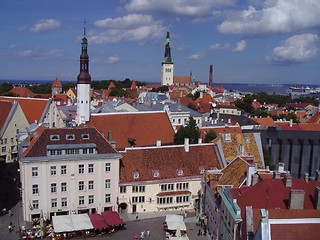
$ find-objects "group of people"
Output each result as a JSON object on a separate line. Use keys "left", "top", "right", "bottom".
{"left": 8, "top": 222, "right": 15, "bottom": 233}
{"left": 134, "top": 230, "right": 150, "bottom": 239}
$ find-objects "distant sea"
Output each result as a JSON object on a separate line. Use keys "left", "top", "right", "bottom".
{"left": 1, "top": 79, "right": 319, "bottom": 95}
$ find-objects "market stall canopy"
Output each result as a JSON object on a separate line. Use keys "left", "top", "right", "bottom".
{"left": 70, "top": 214, "right": 93, "bottom": 231}
{"left": 101, "top": 211, "right": 125, "bottom": 227}
{"left": 89, "top": 213, "right": 110, "bottom": 229}
{"left": 165, "top": 214, "right": 184, "bottom": 223}
{"left": 52, "top": 215, "right": 74, "bottom": 233}
{"left": 166, "top": 221, "right": 187, "bottom": 231}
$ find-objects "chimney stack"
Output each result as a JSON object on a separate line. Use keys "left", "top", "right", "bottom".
{"left": 252, "top": 173, "right": 259, "bottom": 186}
{"left": 198, "top": 138, "right": 202, "bottom": 144}
{"left": 209, "top": 64, "right": 213, "bottom": 87}
{"left": 304, "top": 172, "right": 309, "bottom": 183}
{"left": 273, "top": 171, "right": 281, "bottom": 179}
{"left": 156, "top": 140, "right": 161, "bottom": 146}
{"left": 278, "top": 162, "right": 285, "bottom": 172}
{"left": 184, "top": 138, "right": 189, "bottom": 152}
{"left": 289, "top": 189, "right": 305, "bottom": 209}
{"left": 284, "top": 173, "right": 292, "bottom": 188}
{"left": 246, "top": 164, "right": 256, "bottom": 186}
{"left": 314, "top": 186, "right": 320, "bottom": 209}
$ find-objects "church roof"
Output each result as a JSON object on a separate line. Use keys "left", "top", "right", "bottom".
{"left": 173, "top": 76, "right": 193, "bottom": 84}
{"left": 52, "top": 77, "right": 62, "bottom": 88}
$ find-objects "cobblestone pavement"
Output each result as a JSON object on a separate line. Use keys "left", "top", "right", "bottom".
{"left": 0, "top": 203, "right": 208, "bottom": 240}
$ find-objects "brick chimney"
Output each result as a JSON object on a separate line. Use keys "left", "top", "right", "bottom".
{"left": 184, "top": 138, "right": 189, "bottom": 152}
{"left": 289, "top": 189, "right": 305, "bottom": 209}
{"left": 284, "top": 174, "right": 292, "bottom": 188}
{"left": 209, "top": 64, "right": 213, "bottom": 87}
{"left": 314, "top": 186, "right": 320, "bottom": 210}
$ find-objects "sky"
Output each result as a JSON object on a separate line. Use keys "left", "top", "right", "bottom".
{"left": 0, "top": 0, "right": 320, "bottom": 85}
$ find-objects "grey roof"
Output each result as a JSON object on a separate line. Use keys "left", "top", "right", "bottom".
{"left": 134, "top": 103, "right": 201, "bottom": 117}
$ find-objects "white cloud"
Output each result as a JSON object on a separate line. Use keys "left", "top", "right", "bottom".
{"left": 187, "top": 52, "right": 205, "bottom": 60}
{"left": 15, "top": 48, "right": 64, "bottom": 59}
{"left": 30, "top": 19, "right": 61, "bottom": 33}
{"left": 107, "top": 55, "right": 120, "bottom": 64}
{"left": 218, "top": 0, "right": 320, "bottom": 34}
{"left": 232, "top": 40, "right": 246, "bottom": 52}
{"left": 210, "top": 42, "right": 230, "bottom": 50}
{"left": 90, "top": 14, "right": 165, "bottom": 44}
{"left": 267, "top": 33, "right": 319, "bottom": 64}
{"left": 124, "top": 0, "right": 236, "bottom": 21}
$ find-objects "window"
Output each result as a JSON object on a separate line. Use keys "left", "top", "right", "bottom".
{"left": 160, "top": 184, "right": 174, "bottom": 192}
{"left": 32, "top": 200, "right": 39, "bottom": 210}
{"left": 88, "top": 180, "right": 94, "bottom": 190}
{"left": 176, "top": 183, "right": 189, "bottom": 190}
{"left": 79, "top": 181, "right": 85, "bottom": 191}
{"left": 2, "top": 146, "right": 6, "bottom": 153}
{"left": 157, "top": 197, "right": 173, "bottom": 205}
{"left": 78, "top": 164, "right": 85, "bottom": 174}
{"left": 57, "top": 149, "right": 62, "bottom": 155}
{"left": 50, "top": 135, "right": 60, "bottom": 141}
{"left": 105, "top": 194, "right": 111, "bottom": 203}
{"left": 120, "top": 186, "right": 126, "bottom": 193}
{"left": 83, "top": 148, "right": 88, "bottom": 154}
{"left": 105, "top": 179, "right": 111, "bottom": 189}
{"left": 176, "top": 195, "right": 189, "bottom": 203}
{"left": 32, "top": 185, "right": 39, "bottom": 195}
{"left": 105, "top": 163, "right": 111, "bottom": 172}
{"left": 50, "top": 166, "right": 57, "bottom": 176}
{"left": 66, "top": 134, "right": 75, "bottom": 140}
{"left": 74, "top": 149, "right": 79, "bottom": 154}
{"left": 177, "top": 169, "right": 184, "bottom": 176}
{"left": 79, "top": 196, "right": 84, "bottom": 205}
{"left": 51, "top": 183, "right": 57, "bottom": 193}
{"left": 132, "top": 196, "right": 145, "bottom": 203}
{"left": 51, "top": 198, "right": 57, "bottom": 208}
{"left": 61, "top": 182, "right": 67, "bottom": 192}
{"left": 88, "top": 164, "right": 94, "bottom": 173}
{"left": 61, "top": 197, "right": 67, "bottom": 207}
{"left": 82, "top": 134, "right": 90, "bottom": 140}
{"left": 89, "top": 148, "right": 94, "bottom": 154}
{"left": 66, "top": 149, "right": 75, "bottom": 155}
{"left": 133, "top": 172, "right": 139, "bottom": 180}
{"left": 88, "top": 195, "right": 94, "bottom": 204}
{"left": 153, "top": 171, "right": 159, "bottom": 178}
{"left": 49, "top": 150, "right": 56, "bottom": 156}
{"left": 61, "top": 165, "right": 67, "bottom": 175}
{"left": 32, "top": 167, "right": 38, "bottom": 177}
{"left": 132, "top": 186, "right": 145, "bottom": 193}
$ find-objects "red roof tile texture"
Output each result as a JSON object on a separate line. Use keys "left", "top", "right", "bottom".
{"left": 120, "top": 144, "right": 220, "bottom": 183}
{"left": 0, "top": 101, "right": 13, "bottom": 130}
{"left": 173, "top": 76, "right": 192, "bottom": 84}
{"left": 88, "top": 112, "right": 175, "bottom": 149}
{"left": 9, "top": 87, "right": 35, "bottom": 97}
{"left": 0, "top": 97, "right": 48, "bottom": 124}
{"left": 23, "top": 127, "right": 117, "bottom": 158}
{"left": 271, "top": 223, "right": 320, "bottom": 240}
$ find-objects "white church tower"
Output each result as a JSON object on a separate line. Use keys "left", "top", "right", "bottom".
{"left": 161, "top": 30, "right": 174, "bottom": 86}
{"left": 76, "top": 21, "right": 91, "bottom": 125}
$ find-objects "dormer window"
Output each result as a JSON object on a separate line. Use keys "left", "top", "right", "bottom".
{"left": 66, "top": 134, "right": 75, "bottom": 140}
{"left": 245, "top": 137, "right": 250, "bottom": 144}
{"left": 153, "top": 170, "right": 160, "bottom": 178}
{"left": 223, "top": 133, "right": 231, "bottom": 142}
{"left": 177, "top": 169, "right": 184, "bottom": 176}
{"left": 199, "top": 168, "right": 205, "bottom": 174}
{"left": 82, "top": 134, "right": 90, "bottom": 140}
{"left": 50, "top": 135, "right": 60, "bottom": 141}
{"left": 133, "top": 172, "right": 140, "bottom": 180}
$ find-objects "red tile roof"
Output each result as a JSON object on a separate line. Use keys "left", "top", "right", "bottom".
{"left": 9, "top": 87, "right": 35, "bottom": 97}
{"left": 0, "top": 97, "right": 48, "bottom": 124}
{"left": 52, "top": 77, "right": 62, "bottom": 88}
{"left": 108, "top": 82, "right": 116, "bottom": 89}
{"left": 53, "top": 93, "right": 69, "bottom": 103}
{"left": 307, "top": 112, "right": 320, "bottom": 124}
{"left": 299, "top": 123, "right": 320, "bottom": 131}
{"left": 270, "top": 223, "right": 320, "bottom": 240}
{"left": 130, "top": 80, "right": 137, "bottom": 89}
{"left": 173, "top": 76, "right": 192, "bottom": 84}
{"left": 0, "top": 101, "right": 13, "bottom": 130}
{"left": 276, "top": 122, "right": 303, "bottom": 130}
{"left": 119, "top": 144, "right": 220, "bottom": 183}
{"left": 23, "top": 127, "right": 117, "bottom": 158}
{"left": 250, "top": 117, "right": 275, "bottom": 126}
{"left": 88, "top": 112, "right": 175, "bottom": 149}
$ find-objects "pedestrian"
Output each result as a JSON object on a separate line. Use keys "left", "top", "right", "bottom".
{"left": 136, "top": 212, "right": 139, "bottom": 220}
{"left": 8, "top": 222, "right": 13, "bottom": 233}
{"left": 147, "top": 230, "right": 150, "bottom": 236}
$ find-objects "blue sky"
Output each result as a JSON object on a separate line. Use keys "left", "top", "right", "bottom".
{"left": 0, "top": 0, "right": 320, "bottom": 85}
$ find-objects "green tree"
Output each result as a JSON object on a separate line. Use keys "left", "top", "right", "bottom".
{"left": 204, "top": 130, "right": 217, "bottom": 143}
{"left": 174, "top": 117, "right": 200, "bottom": 144}
{"left": 0, "top": 82, "right": 13, "bottom": 94}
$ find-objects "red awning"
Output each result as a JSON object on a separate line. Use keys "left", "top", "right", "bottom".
{"left": 101, "top": 211, "right": 125, "bottom": 226}
{"left": 89, "top": 213, "right": 110, "bottom": 229}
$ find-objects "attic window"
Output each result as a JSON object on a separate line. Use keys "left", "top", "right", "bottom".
{"left": 50, "top": 135, "right": 60, "bottom": 141}
{"left": 223, "top": 133, "right": 231, "bottom": 142}
{"left": 66, "top": 134, "right": 75, "bottom": 140}
{"left": 153, "top": 170, "right": 160, "bottom": 178}
{"left": 177, "top": 169, "right": 184, "bottom": 176}
{"left": 199, "top": 168, "right": 205, "bottom": 174}
{"left": 133, "top": 172, "right": 140, "bottom": 180}
{"left": 81, "top": 134, "right": 90, "bottom": 140}
{"left": 245, "top": 137, "right": 250, "bottom": 144}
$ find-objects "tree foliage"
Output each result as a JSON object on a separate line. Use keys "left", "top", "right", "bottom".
{"left": 204, "top": 130, "right": 217, "bottom": 143}
{"left": 174, "top": 117, "right": 200, "bottom": 144}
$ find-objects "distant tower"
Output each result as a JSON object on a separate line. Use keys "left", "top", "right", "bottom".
{"left": 209, "top": 64, "right": 213, "bottom": 87}
{"left": 76, "top": 20, "right": 91, "bottom": 125}
{"left": 161, "top": 30, "right": 174, "bottom": 86}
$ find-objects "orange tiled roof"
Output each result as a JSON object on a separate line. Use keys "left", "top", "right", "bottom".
{"left": 250, "top": 117, "right": 275, "bottom": 126}
{"left": 130, "top": 80, "right": 137, "bottom": 89}
{"left": 88, "top": 112, "right": 175, "bottom": 149}
{"left": 108, "top": 82, "right": 116, "bottom": 89}
{"left": 9, "top": 87, "right": 35, "bottom": 97}
{"left": 307, "top": 112, "right": 320, "bottom": 124}
{"left": 0, "top": 101, "right": 13, "bottom": 130}
{"left": 53, "top": 93, "right": 69, "bottom": 103}
{"left": 0, "top": 96, "right": 48, "bottom": 124}
{"left": 52, "top": 77, "right": 62, "bottom": 88}
{"left": 173, "top": 76, "right": 192, "bottom": 84}
{"left": 120, "top": 144, "right": 220, "bottom": 183}
{"left": 299, "top": 123, "right": 320, "bottom": 131}
{"left": 195, "top": 93, "right": 215, "bottom": 104}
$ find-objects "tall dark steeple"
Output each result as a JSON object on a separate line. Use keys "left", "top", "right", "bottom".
{"left": 77, "top": 19, "right": 91, "bottom": 84}
{"left": 163, "top": 30, "right": 173, "bottom": 64}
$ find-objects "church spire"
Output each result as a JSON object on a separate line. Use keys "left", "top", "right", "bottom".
{"left": 77, "top": 19, "right": 91, "bottom": 84}
{"left": 163, "top": 29, "right": 173, "bottom": 64}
